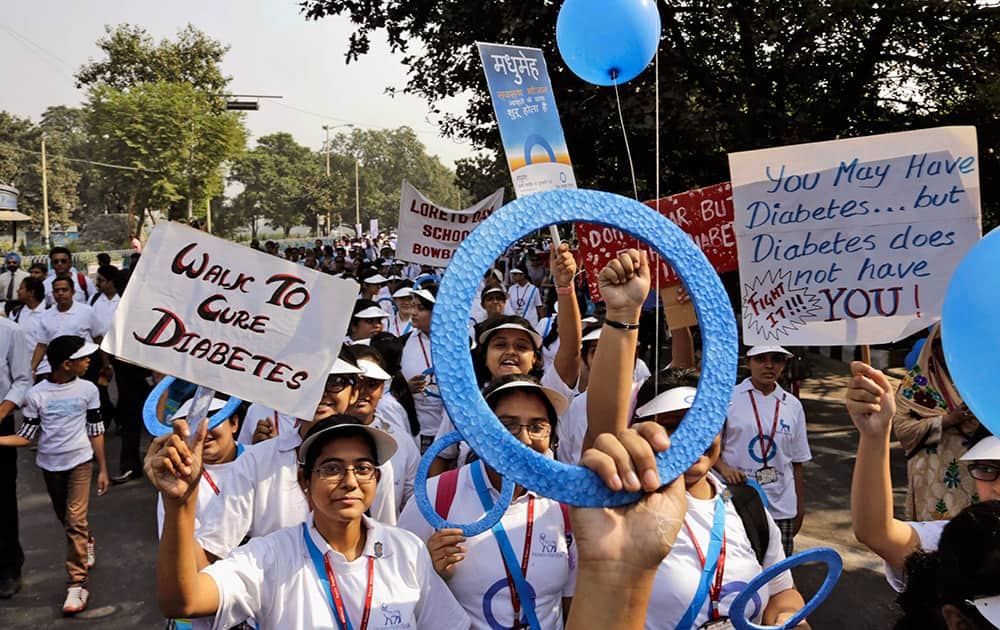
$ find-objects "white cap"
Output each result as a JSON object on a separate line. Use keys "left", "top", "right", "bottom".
{"left": 172, "top": 396, "right": 228, "bottom": 420}
{"left": 412, "top": 288, "right": 436, "bottom": 304}
{"left": 354, "top": 306, "right": 391, "bottom": 319}
{"left": 477, "top": 321, "right": 542, "bottom": 349}
{"left": 387, "top": 274, "right": 403, "bottom": 281}
{"left": 69, "top": 342, "right": 100, "bottom": 360}
{"left": 484, "top": 379, "right": 569, "bottom": 416}
{"left": 297, "top": 422, "right": 397, "bottom": 466}
{"left": 392, "top": 287, "right": 413, "bottom": 299}
{"left": 363, "top": 274, "right": 389, "bottom": 284}
{"left": 582, "top": 328, "right": 602, "bottom": 342}
{"left": 960, "top": 435, "right": 1000, "bottom": 461}
{"left": 482, "top": 286, "right": 506, "bottom": 299}
{"left": 510, "top": 268, "right": 525, "bottom": 275}
{"left": 967, "top": 594, "right": 1000, "bottom": 628}
{"left": 358, "top": 359, "right": 392, "bottom": 381}
{"left": 330, "top": 357, "right": 364, "bottom": 375}
{"left": 746, "top": 345, "right": 794, "bottom": 358}
{"left": 635, "top": 387, "right": 698, "bottom": 418}
{"left": 581, "top": 316, "right": 599, "bottom": 325}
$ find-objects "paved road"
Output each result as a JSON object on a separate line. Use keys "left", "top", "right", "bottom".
{"left": 0, "top": 353, "right": 909, "bottom": 628}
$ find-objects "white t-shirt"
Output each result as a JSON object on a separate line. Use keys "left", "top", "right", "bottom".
{"left": 720, "top": 379, "right": 812, "bottom": 520}
{"left": 507, "top": 282, "right": 543, "bottom": 326}
{"left": 884, "top": 520, "right": 945, "bottom": 592}
{"left": 375, "top": 394, "right": 413, "bottom": 442}
{"left": 373, "top": 413, "right": 420, "bottom": 515}
{"left": 534, "top": 315, "right": 560, "bottom": 372}
{"left": 645, "top": 474, "right": 795, "bottom": 628}
{"left": 556, "top": 391, "right": 588, "bottom": 465}
{"left": 201, "top": 514, "right": 470, "bottom": 630}
{"left": 398, "top": 462, "right": 576, "bottom": 630}
{"left": 17, "top": 377, "right": 102, "bottom": 472}
{"left": 195, "top": 427, "right": 397, "bottom": 560}
{"left": 400, "top": 331, "right": 444, "bottom": 439}
{"left": 157, "top": 443, "right": 246, "bottom": 537}
{"left": 38, "top": 300, "right": 104, "bottom": 345}
{"left": 236, "top": 403, "right": 297, "bottom": 447}
{"left": 13, "top": 303, "right": 46, "bottom": 371}
{"left": 89, "top": 292, "right": 120, "bottom": 337}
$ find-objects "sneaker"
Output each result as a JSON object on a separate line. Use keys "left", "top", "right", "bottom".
{"left": 111, "top": 469, "right": 138, "bottom": 485}
{"left": 86, "top": 536, "right": 95, "bottom": 569}
{"left": 62, "top": 585, "right": 89, "bottom": 615}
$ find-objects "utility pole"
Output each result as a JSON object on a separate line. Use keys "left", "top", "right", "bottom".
{"left": 322, "top": 125, "right": 332, "bottom": 236}
{"left": 355, "top": 159, "right": 360, "bottom": 225}
{"left": 206, "top": 198, "right": 212, "bottom": 234}
{"left": 40, "top": 134, "right": 50, "bottom": 249}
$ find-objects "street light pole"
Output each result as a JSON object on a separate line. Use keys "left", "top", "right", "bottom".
{"left": 355, "top": 159, "right": 360, "bottom": 226}
{"left": 322, "top": 125, "right": 332, "bottom": 236}
{"left": 40, "top": 134, "right": 50, "bottom": 249}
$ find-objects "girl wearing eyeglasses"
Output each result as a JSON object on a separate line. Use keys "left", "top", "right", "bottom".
{"left": 399, "top": 375, "right": 577, "bottom": 630}
{"left": 847, "top": 362, "right": 1000, "bottom": 628}
{"left": 151, "top": 416, "right": 471, "bottom": 629}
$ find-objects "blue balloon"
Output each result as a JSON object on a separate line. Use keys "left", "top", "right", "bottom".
{"left": 942, "top": 227, "right": 1000, "bottom": 436}
{"left": 556, "top": 0, "right": 661, "bottom": 86}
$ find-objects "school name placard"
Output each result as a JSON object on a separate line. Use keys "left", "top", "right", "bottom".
{"left": 729, "top": 126, "right": 981, "bottom": 345}
{"left": 102, "top": 222, "right": 357, "bottom": 418}
{"left": 396, "top": 180, "right": 504, "bottom": 267}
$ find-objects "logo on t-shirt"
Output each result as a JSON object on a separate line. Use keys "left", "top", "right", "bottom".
{"left": 535, "top": 532, "right": 561, "bottom": 557}
{"left": 379, "top": 604, "right": 404, "bottom": 626}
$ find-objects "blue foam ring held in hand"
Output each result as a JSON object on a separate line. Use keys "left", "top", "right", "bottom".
{"left": 431, "top": 188, "right": 738, "bottom": 508}
{"left": 142, "top": 375, "right": 243, "bottom": 437}
{"left": 729, "top": 547, "right": 843, "bottom": 630}
{"left": 413, "top": 431, "right": 515, "bottom": 537}
{"left": 556, "top": 0, "right": 662, "bottom": 86}
{"left": 942, "top": 226, "right": 1000, "bottom": 436}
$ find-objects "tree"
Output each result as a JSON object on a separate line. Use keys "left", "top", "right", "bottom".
{"left": 0, "top": 111, "right": 80, "bottom": 232}
{"left": 300, "top": 0, "right": 1000, "bottom": 231}
{"left": 76, "top": 23, "right": 231, "bottom": 95}
{"left": 329, "top": 126, "right": 457, "bottom": 225}
{"left": 85, "top": 82, "right": 246, "bottom": 234}
{"left": 229, "top": 133, "right": 317, "bottom": 237}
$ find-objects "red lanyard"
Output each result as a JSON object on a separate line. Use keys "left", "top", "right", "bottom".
{"left": 201, "top": 469, "right": 220, "bottom": 495}
{"left": 416, "top": 333, "right": 433, "bottom": 380}
{"left": 503, "top": 496, "right": 535, "bottom": 625}
{"left": 323, "top": 554, "right": 375, "bottom": 630}
{"left": 683, "top": 520, "right": 727, "bottom": 619}
{"left": 747, "top": 390, "right": 780, "bottom": 467}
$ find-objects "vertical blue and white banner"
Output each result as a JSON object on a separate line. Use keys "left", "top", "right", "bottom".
{"left": 478, "top": 42, "right": 577, "bottom": 198}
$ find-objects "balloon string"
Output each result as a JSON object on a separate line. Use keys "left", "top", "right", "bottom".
{"left": 613, "top": 74, "right": 640, "bottom": 202}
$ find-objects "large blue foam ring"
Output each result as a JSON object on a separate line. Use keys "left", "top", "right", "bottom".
{"left": 523, "top": 134, "right": 556, "bottom": 166}
{"left": 943, "top": 226, "right": 1000, "bottom": 436}
{"left": 377, "top": 296, "right": 398, "bottom": 314}
{"left": 413, "top": 431, "right": 516, "bottom": 536}
{"left": 414, "top": 274, "right": 438, "bottom": 289}
{"left": 730, "top": 547, "right": 842, "bottom": 630}
{"left": 556, "top": 0, "right": 662, "bottom": 86}
{"left": 142, "top": 375, "right": 243, "bottom": 437}
{"left": 431, "top": 188, "right": 738, "bottom": 507}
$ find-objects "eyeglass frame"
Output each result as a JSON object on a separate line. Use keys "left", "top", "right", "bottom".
{"left": 311, "top": 461, "right": 378, "bottom": 484}
{"left": 967, "top": 462, "right": 1000, "bottom": 482}
{"left": 324, "top": 374, "right": 357, "bottom": 393}
{"left": 501, "top": 420, "right": 553, "bottom": 439}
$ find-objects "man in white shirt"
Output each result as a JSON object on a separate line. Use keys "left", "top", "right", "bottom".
{"left": 10, "top": 277, "right": 46, "bottom": 368}
{"left": 0, "top": 317, "right": 32, "bottom": 599}
{"left": 88, "top": 265, "right": 120, "bottom": 337}
{"left": 507, "top": 268, "right": 543, "bottom": 326}
{"left": 31, "top": 277, "right": 106, "bottom": 378}
{"left": 716, "top": 345, "right": 812, "bottom": 556}
{"left": 0, "top": 253, "right": 28, "bottom": 315}
{"left": 43, "top": 247, "right": 95, "bottom": 307}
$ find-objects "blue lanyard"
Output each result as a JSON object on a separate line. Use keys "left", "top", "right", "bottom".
{"left": 541, "top": 315, "right": 554, "bottom": 339}
{"left": 471, "top": 464, "right": 542, "bottom": 630}
{"left": 235, "top": 442, "right": 245, "bottom": 458}
{"left": 677, "top": 493, "right": 727, "bottom": 629}
{"left": 302, "top": 523, "right": 358, "bottom": 630}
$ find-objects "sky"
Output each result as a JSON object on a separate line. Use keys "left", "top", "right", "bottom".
{"left": 1, "top": 0, "right": 474, "bottom": 167}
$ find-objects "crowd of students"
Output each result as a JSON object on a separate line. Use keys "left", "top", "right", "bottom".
{"left": 0, "top": 231, "right": 996, "bottom": 629}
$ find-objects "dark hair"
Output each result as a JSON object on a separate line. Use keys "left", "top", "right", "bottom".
{"left": 96, "top": 264, "right": 118, "bottom": 285}
{"left": 46, "top": 335, "right": 87, "bottom": 369}
{"left": 28, "top": 262, "right": 47, "bottom": 274}
{"left": 48, "top": 246, "right": 71, "bottom": 259}
{"left": 300, "top": 415, "right": 377, "bottom": 473}
{"left": 96, "top": 253, "right": 111, "bottom": 266}
{"left": 368, "top": 333, "right": 419, "bottom": 436}
{"left": 473, "top": 315, "right": 544, "bottom": 385}
{"left": 580, "top": 322, "right": 603, "bottom": 367}
{"left": 633, "top": 368, "right": 701, "bottom": 414}
{"left": 21, "top": 276, "right": 44, "bottom": 302}
{"left": 414, "top": 284, "right": 437, "bottom": 310}
{"left": 51, "top": 275, "right": 74, "bottom": 291}
{"left": 348, "top": 344, "right": 387, "bottom": 372}
{"left": 895, "top": 501, "right": 1000, "bottom": 630}
{"left": 479, "top": 280, "right": 507, "bottom": 306}
{"left": 114, "top": 268, "right": 133, "bottom": 297}
{"left": 482, "top": 374, "right": 559, "bottom": 443}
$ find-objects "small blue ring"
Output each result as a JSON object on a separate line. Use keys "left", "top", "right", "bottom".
{"left": 730, "top": 547, "right": 843, "bottom": 630}
{"left": 142, "top": 376, "right": 243, "bottom": 437}
{"left": 431, "top": 188, "right": 738, "bottom": 507}
{"left": 413, "top": 431, "right": 515, "bottom": 536}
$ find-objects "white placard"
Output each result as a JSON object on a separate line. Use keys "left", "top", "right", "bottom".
{"left": 102, "top": 222, "right": 358, "bottom": 418}
{"left": 396, "top": 180, "right": 504, "bottom": 267}
{"left": 369, "top": 218, "right": 379, "bottom": 239}
{"left": 729, "top": 126, "right": 982, "bottom": 346}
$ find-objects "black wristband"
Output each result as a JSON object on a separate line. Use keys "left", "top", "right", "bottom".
{"left": 604, "top": 318, "right": 640, "bottom": 330}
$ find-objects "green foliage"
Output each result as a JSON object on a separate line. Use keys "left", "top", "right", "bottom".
{"left": 300, "top": 0, "right": 1000, "bottom": 232}
{"left": 230, "top": 133, "right": 318, "bottom": 237}
{"left": 75, "top": 23, "right": 231, "bottom": 95}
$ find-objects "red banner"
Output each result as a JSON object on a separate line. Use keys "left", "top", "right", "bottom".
{"left": 576, "top": 182, "right": 737, "bottom": 301}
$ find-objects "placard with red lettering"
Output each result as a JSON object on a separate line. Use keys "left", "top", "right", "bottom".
{"left": 101, "top": 222, "right": 357, "bottom": 419}
{"left": 576, "top": 182, "right": 737, "bottom": 301}
{"left": 729, "top": 126, "right": 981, "bottom": 345}
{"left": 396, "top": 180, "right": 504, "bottom": 267}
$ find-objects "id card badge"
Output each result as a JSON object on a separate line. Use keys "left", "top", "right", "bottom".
{"left": 699, "top": 616, "right": 736, "bottom": 630}
{"left": 755, "top": 466, "right": 778, "bottom": 485}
